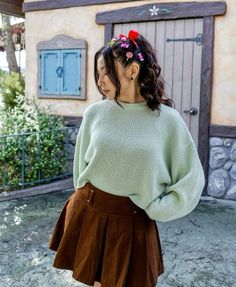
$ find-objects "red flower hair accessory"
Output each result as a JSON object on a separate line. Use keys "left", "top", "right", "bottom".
{"left": 119, "top": 29, "right": 139, "bottom": 48}
{"left": 128, "top": 30, "right": 139, "bottom": 42}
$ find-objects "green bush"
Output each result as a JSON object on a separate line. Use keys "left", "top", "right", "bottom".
{"left": 0, "top": 70, "right": 25, "bottom": 110}
{"left": 0, "top": 93, "right": 68, "bottom": 192}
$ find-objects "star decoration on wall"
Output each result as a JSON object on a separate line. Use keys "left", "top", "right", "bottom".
{"left": 149, "top": 5, "right": 159, "bottom": 16}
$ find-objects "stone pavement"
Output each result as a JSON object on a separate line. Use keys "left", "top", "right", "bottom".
{"left": 0, "top": 189, "right": 236, "bottom": 287}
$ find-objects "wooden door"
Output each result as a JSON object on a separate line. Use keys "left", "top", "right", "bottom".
{"left": 114, "top": 19, "right": 203, "bottom": 147}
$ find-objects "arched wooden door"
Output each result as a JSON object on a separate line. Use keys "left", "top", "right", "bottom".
{"left": 114, "top": 19, "right": 203, "bottom": 147}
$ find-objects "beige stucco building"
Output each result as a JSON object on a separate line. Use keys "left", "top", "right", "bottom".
{"left": 22, "top": 0, "right": 235, "bottom": 127}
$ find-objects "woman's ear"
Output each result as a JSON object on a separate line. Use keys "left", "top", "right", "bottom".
{"left": 128, "top": 62, "right": 140, "bottom": 80}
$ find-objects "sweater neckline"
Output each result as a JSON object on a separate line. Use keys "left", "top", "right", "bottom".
{"left": 108, "top": 99, "right": 148, "bottom": 110}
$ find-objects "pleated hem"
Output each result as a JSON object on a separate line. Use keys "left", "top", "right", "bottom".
{"left": 52, "top": 264, "right": 96, "bottom": 287}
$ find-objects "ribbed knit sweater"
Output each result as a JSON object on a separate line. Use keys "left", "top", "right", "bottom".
{"left": 73, "top": 99, "right": 205, "bottom": 222}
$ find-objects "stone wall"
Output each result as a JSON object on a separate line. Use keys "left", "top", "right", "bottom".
{"left": 208, "top": 137, "right": 236, "bottom": 200}
{"left": 66, "top": 126, "right": 80, "bottom": 174}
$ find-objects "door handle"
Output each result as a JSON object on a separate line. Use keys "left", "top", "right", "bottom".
{"left": 56, "top": 66, "right": 63, "bottom": 78}
{"left": 183, "top": 107, "right": 198, "bottom": 115}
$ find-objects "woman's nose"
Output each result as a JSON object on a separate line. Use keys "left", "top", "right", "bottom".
{"left": 97, "top": 75, "right": 103, "bottom": 87}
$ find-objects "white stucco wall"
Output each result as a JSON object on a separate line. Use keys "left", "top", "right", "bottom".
{"left": 24, "top": 0, "right": 236, "bottom": 125}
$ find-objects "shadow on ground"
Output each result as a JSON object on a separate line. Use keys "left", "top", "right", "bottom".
{"left": 0, "top": 189, "right": 236, "bottom": 287}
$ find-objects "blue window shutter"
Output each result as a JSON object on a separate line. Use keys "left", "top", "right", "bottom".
{"left": 61, "top": 49, "right": 81, "bottom": 95}
{"left": 40, "top": 50, "right": 60, "bottom": 95}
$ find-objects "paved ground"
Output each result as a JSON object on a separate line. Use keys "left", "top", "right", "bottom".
{"left": 0, "top": 189, "right": 236, "bottom": 287}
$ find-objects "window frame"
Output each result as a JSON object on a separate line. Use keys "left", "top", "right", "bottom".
{"left": 37, "top": 34, "right": 87, "bottom": 100}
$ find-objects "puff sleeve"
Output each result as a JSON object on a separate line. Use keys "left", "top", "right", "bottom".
{"left": 145, "top": 131, "right": 205, "bottom": 222}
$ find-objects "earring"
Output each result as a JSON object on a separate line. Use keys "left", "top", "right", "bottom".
{"left": 131, "top": 77, "right": 134, "bottom": 80}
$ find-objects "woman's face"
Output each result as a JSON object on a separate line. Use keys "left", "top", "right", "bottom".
{"left": 96, "top": 55, "right": 131, "bottom": 100}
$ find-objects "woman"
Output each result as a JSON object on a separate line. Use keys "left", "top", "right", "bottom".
{"left": 49, "top": 30, "right": 205, "bottom": 287}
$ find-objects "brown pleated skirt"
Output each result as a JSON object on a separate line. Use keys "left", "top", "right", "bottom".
{"left": 49, "top": 182, "right": 164, "bottom": 287}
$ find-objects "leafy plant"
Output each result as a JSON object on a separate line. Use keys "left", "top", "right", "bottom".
{"left": 0, "top": 70, "right": 25, "bottom": 110}
{"left": 0, "top": 93, "right": 69, "bottom": 192}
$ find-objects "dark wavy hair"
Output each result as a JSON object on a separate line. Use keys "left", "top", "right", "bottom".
{"left": 94, "top": 33, "right": 173, "bottom": 111}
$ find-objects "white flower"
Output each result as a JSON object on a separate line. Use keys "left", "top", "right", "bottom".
{"left": 149, "top": 5, "right": 159, "bottom": 16}
{"left": 57, "top": 40, "right": 64, "bottom": 48}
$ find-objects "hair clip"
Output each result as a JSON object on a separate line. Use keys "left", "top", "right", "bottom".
{"left": 119, "top": 35, "right": 127, "bottom": 41}
{"left": 108, "top": 37, "right": 118, "bottom": 47}
{"left": 126, "top": 51, "right": 133, "bottom": 60}
{"left": 137, "top": 52, "right": 144, "bottom": 62}
{"left": 121, "top": 43, "right": 129, "bottom": 48}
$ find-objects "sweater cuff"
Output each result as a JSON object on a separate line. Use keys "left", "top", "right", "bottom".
{"left": 145, "top": 160, "right": 205, "bottom": 222}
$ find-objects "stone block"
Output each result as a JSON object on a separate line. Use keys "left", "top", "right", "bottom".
{"left": 208, "top": 169, "right": 230, "bottom": 198}
{"left": 209, "top": 137, "right": 223, "bottom": 147}
{"left": 209, "top": 147, "right": 228, "bottom": 169}
{"left": 229, "top": 142, "right": 236, "bottom": 161}
{"left": 69, "top": 132, "right": 77, "bottom": 144}
{"left": 224, "top": 138, "right": 233, "bottom": 147}
{"left": 230, "top": 163, "right": 236, "bottom": 180}
{"left": 67, "top": 143, "right": 75, "bottom": 160}
{"left": 67, "top": 160, "right": 73, "bottom": 174}
{"left": 225, "top": 185, "right": 236, "bottom": 200}
{"left": 224, "top": 161, "right": 233, "bottom": 170}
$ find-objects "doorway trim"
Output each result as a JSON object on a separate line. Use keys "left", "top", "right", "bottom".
{"left": 96, "top": 1, "right": 226, "bottom": 192}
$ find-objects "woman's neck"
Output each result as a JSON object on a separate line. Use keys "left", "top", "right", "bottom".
{"left": 118, "top": 86, "right": 145, "bottom": 103}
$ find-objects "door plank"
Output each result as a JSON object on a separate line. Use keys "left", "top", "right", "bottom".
{"left": 155, "top": 21, "right": 166, "bottom": 75}
{"left": 182, "top": 19, "right": 195, "bottom": 128}
{"left": 146, "top": 22, "right": 156, "bottom": 48}
{"left": 190, "top": 18, "right": 203, "bottom": 144}
{"left": 113, "top": 24, "right": 122, "bottom": 36}
{"left": 172, "top": 19, "right": 185, "bottom": 114}
{"left": 164, "top": 20, "right": 175, "bottom": 99}
{"left": 137, "top": 22, "right": 147, "bottom": 37}
{"left": 121, "top": 23, "right": 131, "bottom": 35}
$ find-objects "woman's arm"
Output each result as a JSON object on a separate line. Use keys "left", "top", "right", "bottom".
{"left": 145, "top": 137, "right": 205, "bottom": 222}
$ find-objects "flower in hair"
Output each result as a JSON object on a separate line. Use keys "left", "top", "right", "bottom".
{"left": 128, "top": 30, "right": 139, "bottom": 41}
{"left": 108, "top": 37, "right": 118, "bottom": 47}
{"left": 121, "top": 43, "right": 129, "bottom": 48}
{"left": 109, "top": 39, "right": 115, "bottom": 47}
{"left": 126, "top": 51, "right": 133, "bottom": 60}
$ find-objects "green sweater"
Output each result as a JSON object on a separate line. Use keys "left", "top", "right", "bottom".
{"left": 73, "top": 99, "right": 205, "bottom": 222}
